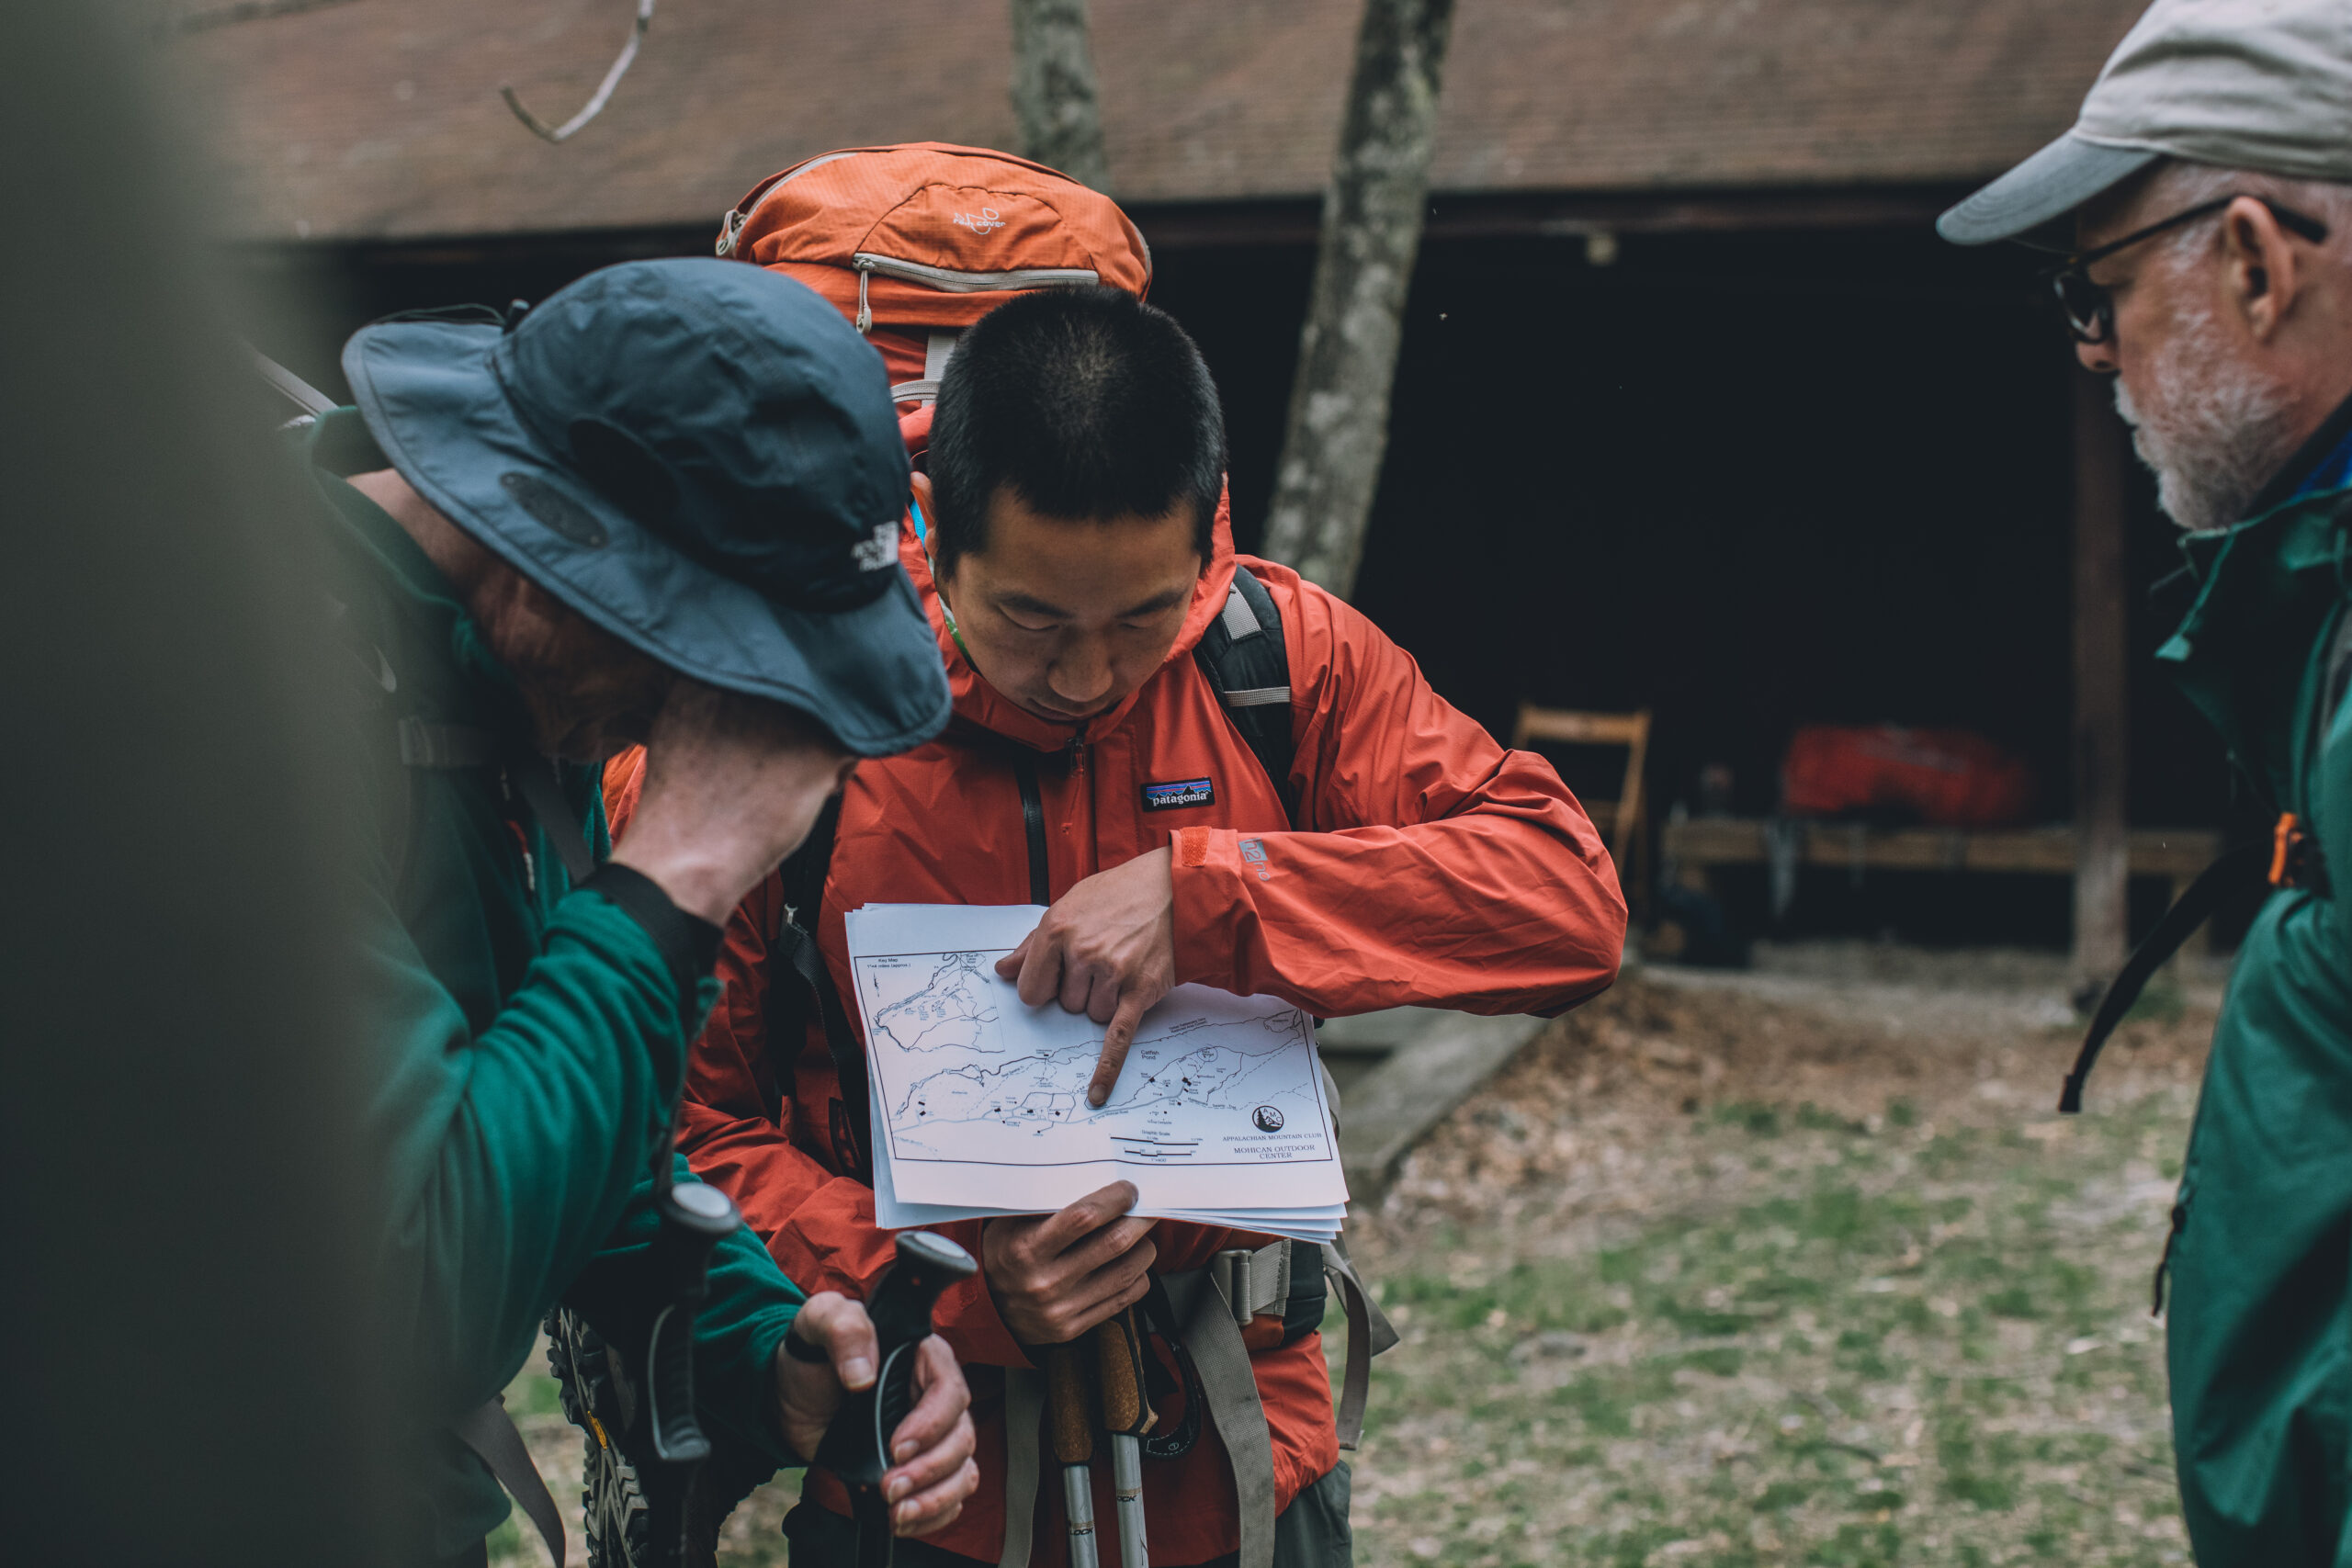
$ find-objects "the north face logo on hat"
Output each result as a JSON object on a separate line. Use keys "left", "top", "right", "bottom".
{"left": 849, "top": 519, "right": 898, "bottom": 573}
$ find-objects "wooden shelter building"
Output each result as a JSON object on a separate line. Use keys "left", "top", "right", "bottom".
{"left": 185, "top": 0, "right": 2233, "bottom": 965}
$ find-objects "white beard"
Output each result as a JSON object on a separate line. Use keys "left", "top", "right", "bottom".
{"left": 2109, "top": 294, "right": 2301, "bottom": 531}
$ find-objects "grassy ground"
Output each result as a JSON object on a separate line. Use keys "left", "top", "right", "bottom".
{"left": 1343, "top": 966, "right": 2211, "bottom": 1568}
{"left": 494, "top": 960, "right": 2212, "bottom": 1567}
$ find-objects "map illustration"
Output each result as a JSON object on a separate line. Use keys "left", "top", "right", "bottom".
{"left": 867, "top": 952, "right": 1002, "bottom": 1057}
{"left": 852, "top": 946, "right": 1336, "bottom": 1173}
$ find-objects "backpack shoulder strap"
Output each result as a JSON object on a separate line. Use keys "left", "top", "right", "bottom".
{"left": 1193, "top": 567, "right": 1298, "bottom": 827}
{"left": 332, "top": 592, "right": 499, "bottom": 896}
{"left": 2061, "top": 840, "right": 2268, "bottom": 1112}
{"left": 769, "top": 798, "right": 873, "bottom": 1183}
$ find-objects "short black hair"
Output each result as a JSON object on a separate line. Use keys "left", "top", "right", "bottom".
{"left": 926, "top": 285, "right": 1225, "bottom": 576}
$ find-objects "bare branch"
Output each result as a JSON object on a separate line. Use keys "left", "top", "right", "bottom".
{"left": 500, "top": 0, "right": 655, "bottom": 146}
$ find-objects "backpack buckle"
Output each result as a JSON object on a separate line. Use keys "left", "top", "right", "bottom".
{"left": 2270, "top": 811, "right": 2331, "bottom": 893}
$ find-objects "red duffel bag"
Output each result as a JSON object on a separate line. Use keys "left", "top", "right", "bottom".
{"left": 1781, "top": 724, "right": 2037, "bottom": 829}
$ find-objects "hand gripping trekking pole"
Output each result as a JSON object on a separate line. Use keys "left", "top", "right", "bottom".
{"left": 802, "top": 1232, "right": 978, "bottom": 1568}
{"left": 1094, "top": 1307, "right": 1154, "bottom": 1568}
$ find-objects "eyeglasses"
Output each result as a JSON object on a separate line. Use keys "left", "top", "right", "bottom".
{"left": 2045, "top": 196, "right": 2330, "bottom": 344}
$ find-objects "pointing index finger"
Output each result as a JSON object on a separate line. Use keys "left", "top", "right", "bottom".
{"left": 1089, "top": 990, "right": 1148, "bottom": 1107}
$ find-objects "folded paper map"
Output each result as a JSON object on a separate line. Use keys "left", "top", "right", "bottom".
{"left": 844, "top": 903, "right": 1348, "bottom": 1243}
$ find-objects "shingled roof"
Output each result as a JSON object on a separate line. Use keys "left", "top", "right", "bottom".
{"left": 179, "top": 0, "right": 2146, "bottom": 244}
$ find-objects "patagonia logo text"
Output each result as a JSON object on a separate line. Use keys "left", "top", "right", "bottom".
{"left": 1142, "top": 777, "right": 1216, "bottom": 812}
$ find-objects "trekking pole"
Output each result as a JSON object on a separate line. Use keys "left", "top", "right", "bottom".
{"left": 1043, "top": 1341, "right": 1101, "bottom": 1568}
{"left": 1093, "top": 1307, "right": 1154, "bottom": 1568}
{"left": 806, "top": 1231, "right": 979, "bottom": 1568}
{"left": 641, "top": 1180, "right": 745, "bottom": 1466}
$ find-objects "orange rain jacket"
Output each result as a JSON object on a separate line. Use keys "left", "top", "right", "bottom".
{"left": 607, "top": 442, "right": 1626, "bottom": 1565}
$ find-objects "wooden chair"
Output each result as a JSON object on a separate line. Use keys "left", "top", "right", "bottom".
{"left": 1511, "top": 705, "right": 1653, "bottom": 910}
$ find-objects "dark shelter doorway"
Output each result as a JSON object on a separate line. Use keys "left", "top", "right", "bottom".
{"left": 1159, "top": 218, "right": 2256, "bottom": 953}
{"left": 240, "top": 209, "right": 2256, "bottom": 951}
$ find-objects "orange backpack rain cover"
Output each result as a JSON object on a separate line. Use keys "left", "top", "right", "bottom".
{"left": 716, "top": 142, "right": 1154, "bottom": 399}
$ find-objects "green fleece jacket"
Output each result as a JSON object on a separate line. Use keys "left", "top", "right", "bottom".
{"left": 308, "top": 411, "right": 804, "bottom": 1558}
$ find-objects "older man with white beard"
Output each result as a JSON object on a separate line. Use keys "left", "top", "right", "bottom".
{"left": 2081, "top": 159, "right": 2352, "bottom": 533}
{"left": 1940, "top": 1, "right": 2352, "bottom": 1560}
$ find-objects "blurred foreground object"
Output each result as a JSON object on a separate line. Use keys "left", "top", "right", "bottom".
{"left": 1261, "top": 0, "right": 1457, "bottom": 599}
{"left": 0, "top": 6, "right": 384, "bottom": 1564}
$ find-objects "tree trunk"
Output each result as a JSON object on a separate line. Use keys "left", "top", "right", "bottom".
{"left": 2071, "top": 366, "right": 2131, "bottom": 1006}
{"left": 1259, "top": 0, "right": 1456, "bottom": 599}
{"left": 1009, "top": 0, "right": 1110, "bottom": 193}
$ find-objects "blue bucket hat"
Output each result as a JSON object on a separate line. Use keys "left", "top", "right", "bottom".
{"left": 342, "top": 257, "right": 950, "bottom": 757}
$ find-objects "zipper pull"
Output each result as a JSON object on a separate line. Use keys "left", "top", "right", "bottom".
{"left": 854, "top": 260, "right": 875, "bottom": 333}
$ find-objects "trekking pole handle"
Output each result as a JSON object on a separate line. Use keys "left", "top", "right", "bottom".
{"left": 1095, "top": 1309, "right": 1153, "bottom": 1568}
{"left": 642, "top": 1180, "right": 742, "bottom": 1463}
{"left": 810, "top": 1232, "right": 978, "bottom": 1486}
{"left": 1092, "top": 1309, "right": 1153, "bottom": 1438}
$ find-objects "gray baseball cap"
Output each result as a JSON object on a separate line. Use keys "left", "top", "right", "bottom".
{"left": 1939, "top": 0, "right": 2352, "bottom": 247}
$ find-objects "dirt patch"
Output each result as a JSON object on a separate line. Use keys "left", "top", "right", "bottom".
{"left": 1435, "top": 965, "right": 2204, "bottom": 1139}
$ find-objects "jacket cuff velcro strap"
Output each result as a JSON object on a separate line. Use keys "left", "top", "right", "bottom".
{"left": 576, "top": 864, "right": 724, "bottom": 1010}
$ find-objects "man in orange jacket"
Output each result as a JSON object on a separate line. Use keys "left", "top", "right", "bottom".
{"left": 611, "top": 285, "right": 1625, "bottom": 1566}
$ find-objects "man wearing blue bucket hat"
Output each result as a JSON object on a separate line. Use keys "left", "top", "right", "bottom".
{"left": 307, "top": 256, "right": 975, "bottom": 1563}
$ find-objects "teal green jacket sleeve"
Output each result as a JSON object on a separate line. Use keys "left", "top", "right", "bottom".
{"left": 357, "top": 873, "right": 804, "bottom": 1463}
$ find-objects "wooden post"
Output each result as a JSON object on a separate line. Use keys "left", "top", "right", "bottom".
{"left": 1009, "top": 0, "right": 1111, "bottom": 193}
{"left": 2072, "top": 367, "right": 2130, "bottom": 1002}
{"left": 1259, "top": 0, "right": 1457, "bottom": 600}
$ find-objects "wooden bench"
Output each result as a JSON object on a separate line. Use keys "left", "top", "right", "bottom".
{"left": 1661, "top": 817, "right": 2222, "bottom": 928}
